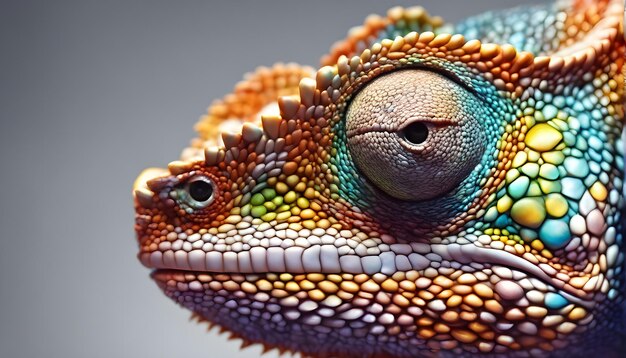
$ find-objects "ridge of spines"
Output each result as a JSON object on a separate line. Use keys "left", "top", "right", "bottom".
{"left": 191, "top": 0, "right": 623, "bottom": 171}
{"left": 321, "top": 5, "right": 446, "bottom": 66}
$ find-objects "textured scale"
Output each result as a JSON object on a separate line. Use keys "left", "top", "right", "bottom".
{"left": 133, "top": 1, "right": 625, "bottom": 357}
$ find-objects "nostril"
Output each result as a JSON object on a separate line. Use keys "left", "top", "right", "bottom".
{"left": 402, "top": 122, "right": 429, "bottom": 145}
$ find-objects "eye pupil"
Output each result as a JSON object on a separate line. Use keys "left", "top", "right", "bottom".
{"left": 189, "top": 180, "right": 213, "bottom": 202}
{"left": 403, "top": 122, "right": 429, "bottom": 145}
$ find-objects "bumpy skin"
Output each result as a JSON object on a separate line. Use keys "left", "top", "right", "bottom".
{"left": 133, "top": 1, "right": 625, "bottom": 357}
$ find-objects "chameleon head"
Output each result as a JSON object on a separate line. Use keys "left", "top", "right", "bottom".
{"left": 134, "top": 1, "right": 625, "bottom": 356}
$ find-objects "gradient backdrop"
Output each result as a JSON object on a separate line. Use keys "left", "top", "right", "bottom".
{"left": 0, "top": 1, "right": 549, "bottom": 357}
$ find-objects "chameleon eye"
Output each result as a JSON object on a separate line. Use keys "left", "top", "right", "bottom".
{"left": 189, "top": 179, "right": 213, "bottom": 202}
{"left": 346, "top": 69, "right": 487, "bottom": 201}
{"left": 185, "top": 176, "right": 215, "bottom": 207}
{"left": 402, "top": 121, "right": 429, "bottom": 145}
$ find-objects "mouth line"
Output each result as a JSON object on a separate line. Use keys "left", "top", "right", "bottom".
{"left": 437, "top": 243, "right": 595, "bottom": 309}
{"left": 141, "top": 241, "right": 594, "bottom": 309}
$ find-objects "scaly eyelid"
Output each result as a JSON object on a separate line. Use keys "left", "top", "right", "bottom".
{"left": 398, "top": 66, "right": 478, "bottom": 96}
{"left": 346, "top": 117, "right": 459, "bottom": 138}
{"left": 146, "top": 176, "right": 177, "bottom": 193}
{"left": 397, "top": 117, "right": 459, "bottom": 130}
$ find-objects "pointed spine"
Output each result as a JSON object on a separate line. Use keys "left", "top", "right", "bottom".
{"left": 204, "top": 146, "right": 225, "bottom": 166}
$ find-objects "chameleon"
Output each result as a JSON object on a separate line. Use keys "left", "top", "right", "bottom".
{"left": 133, "top": 0, "right": 625, "bottom": 356}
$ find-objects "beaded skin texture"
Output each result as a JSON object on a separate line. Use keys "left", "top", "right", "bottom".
{"left": 133, "top": 1, "right": 625, "bottom": 356}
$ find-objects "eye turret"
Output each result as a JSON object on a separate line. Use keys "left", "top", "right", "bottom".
{"left": 346, "top": 70, "right": 487, "bottom": 201}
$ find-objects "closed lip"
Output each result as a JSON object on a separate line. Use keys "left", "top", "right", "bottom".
{"left": 140, "top": 239, "right": 594, "bottom": 309}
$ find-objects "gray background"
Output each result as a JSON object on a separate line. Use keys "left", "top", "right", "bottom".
{"left": 0, "top": 1, "right": 547, "bottom": 357}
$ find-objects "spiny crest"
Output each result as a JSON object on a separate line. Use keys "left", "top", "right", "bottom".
{"left": 193, "top": 62, "right": 315, "bottom": 144}
{"left": 321, "top": 5, "right": 447, "bottom": 66}
{"left": 323, "top": 0, "right": 623, "bottom": 96}
{"left": 168, "top": 0, "right": 623, "bottom": 185}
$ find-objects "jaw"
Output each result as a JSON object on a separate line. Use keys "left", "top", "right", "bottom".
{"left": 140, "top": 233, "right": 596, "bottom": 308}
{"left": 136, "top": 207, "right": 613, "bottom": 356}
{"left": 150, "top": 248, "right": 605, "bottom": 357}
